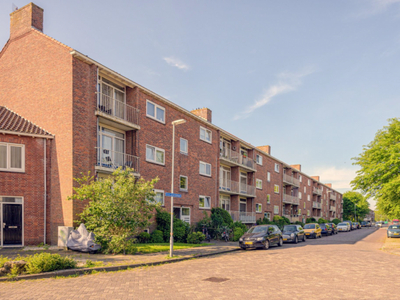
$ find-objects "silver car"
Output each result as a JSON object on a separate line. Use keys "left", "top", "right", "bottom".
{"left": 337, "top": 222, "right": 350, "bottom": 232}
{"left": 387, "top": 225, "right": 400, "bottom": 238}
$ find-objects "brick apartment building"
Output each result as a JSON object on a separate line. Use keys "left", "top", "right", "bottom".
{"left": 0, "top": 3, "right": 343, "bottom": 245}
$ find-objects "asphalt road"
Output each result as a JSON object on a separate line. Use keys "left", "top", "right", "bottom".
{"left": 2, "top": 227, "right": 399, "bottom": 300}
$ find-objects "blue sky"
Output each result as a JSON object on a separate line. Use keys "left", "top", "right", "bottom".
{"left": 2, "top": 0, "right": 400, "bottom": 207}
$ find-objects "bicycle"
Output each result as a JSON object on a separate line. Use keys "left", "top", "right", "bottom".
{"left": 202, "top": 224, "right": 212, "bottom": 242}
{"left": 221, "top": 227, "right": 231, "bottom": 242}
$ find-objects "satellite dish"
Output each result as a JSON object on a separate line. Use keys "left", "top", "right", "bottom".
{"left": 12, "top": 4, "right": 18, "bottom": 12}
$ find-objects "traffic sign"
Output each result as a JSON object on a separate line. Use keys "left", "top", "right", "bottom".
{"left": 165, "top": 193, "right": 182, "bottom": 198}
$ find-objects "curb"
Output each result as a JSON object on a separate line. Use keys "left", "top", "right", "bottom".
{"left": 0, "top": 248, "right": 240, "bottom": 282}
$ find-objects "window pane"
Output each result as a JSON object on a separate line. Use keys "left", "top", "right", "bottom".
{"left": 199, "top": 197, "right": 205, "bottom": 208}
{"left": 156, "top": 107, "right": 165, "bottom": 122}
{"left": 200, "top": 128, "right": 205, "bottom": 140}
{"left": 156, "top": 150, "right": 164, "bottom": 163}
{"left": 200, "top": 163, "right": 205, "bottom": 174}
{"left": 147, "top": 102, "right": 155, "bottom": 117}
{"left": 180, "top": 139, "right": 187, "bottom": 153}
{"left": 182, "top": 208, "right": 190, "bottom": 216}
{"left": 0, "top": 145, "right": 6, "bottom": 168}
{"left": 180, "top": 177, "right": 187, "bottom": 189}
{"left": 146, "top": 146, "right": 155, "bottom": 161}
{"left": 206, "top": 164, "right": 211, "bottom": 175}
{"left": 205, "top": 197, "right": 210, "bottom": 208}
{"left": 155, "top": 192, "right": 164, "bottom": 204}
{"left": 10, "top": 146, "right": 22, "bottom": 169}
{"left": 205, "top": 130, "right": 211, "bottom": 142}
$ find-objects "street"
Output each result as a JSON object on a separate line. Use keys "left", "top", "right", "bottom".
{"left": 2, "top": 227, "right": 400, "bottom": 300}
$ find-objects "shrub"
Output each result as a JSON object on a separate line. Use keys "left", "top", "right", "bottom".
{"left": 294, "top": 221, "right": 305, "bottom": 227}
{"left": 150, "top": 230, "right": 164, "bottom": 243}
{"left": 211, "top": 207, "right": 233, "bottom": 226}
{"left": 138, "top": 232, "right": 151, "bottom": 243}
{"left": 273, "top": 216, "right": 290, "bottom": 229}
{"left": 25, "top": 253, "right": 77, "bottom": 274}
{"left": 306, "top": 218, "right": 316, "bottom": 223}
{"left": 104, "top": 236, "right": 137, "bottom": 255}
{"left": 155, "top": 208, "right": 189, "bottom": 243}
{"left": 0, "top": 256, "right": 9, "bottom": 268}
{"left": 318, "top": 218, "right": 328, "bottom": 224}
{"left": 186, "top": 232, "right": 205, "bottom": 244}
{"left": 332, "top": 218, "right": 341, "bottom": 225}
{"left": 233, "top": 227, "right": 246, "bottom": 242}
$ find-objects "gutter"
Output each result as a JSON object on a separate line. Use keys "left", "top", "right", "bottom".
{"left": 0, "top": 130, "right": 54, "bottom": 139}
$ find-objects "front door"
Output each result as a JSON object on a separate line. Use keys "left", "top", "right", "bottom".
{"left": 3, "top": 204, "right": 22, "bottom": 245}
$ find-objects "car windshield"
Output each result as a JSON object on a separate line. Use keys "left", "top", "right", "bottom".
{"left": 320, "top": 224, "right": 326, "bottom": 228}
{"left": 304, "top": 224, "right": 315, "bottom": 229}
{"left": 283, "top": 225, "right": 297, "bottom": 232}
{"left": 338, "top": 223, "right": 347, "bottom": 226}
{"left": 389, "top": 225, "right": 400, "bottom": 229}
{"left": 247, "top": 226, "right": 268, "bottom": 233}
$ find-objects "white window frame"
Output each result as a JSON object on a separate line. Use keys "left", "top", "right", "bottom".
{"left": 146, "top": 100, "right": 166, "bottom": 124}
{"left": 154, "top": 189, "right": 165, "bottom": 206}
{"left": 200, "top": 126, "right": 212, "bottom": 144}
{"left": 256, "top": 179, "right": 262, "bottom": 190}
{"left": 307, "top": 210, "right": 310, "bottom": 216}
{"left": 308, "top": 179, "right": 311, "bottom": 186}
{"left": 199, "top": 195, "right": 211, "bottom": 209}
{"left": 267, "top": 194, "right": 271, "bottom": 204}
{"left": 256, "top": 203, "right": 262, "bottom": 213}
{"left": 0, "top": 143, "right": 25, "bottom": 173}
{"left": 256, "top": 154, "right": 263, "bottom": 165}
{"left": 274, "top": 163, "right": 280, "bottom": 173}
{"left": 307, "top": 195, "right": 310, "bottom": 201}
{"left": 146, "top": 144, "right": 165, "bottom": 165}
{"left": 274, "top": 184, "right": 279, "bottom": 194}
{"left": 267, "top": 172, "right": 271, "bottom": 182}
{"left": 199, "top": 161, "right": 212, "bottom": 177}
{"left": 304, "top": 202, "right": 306, "bottom": 209}
{"left": 180, "top": 138, "right": 188, "bottom": 154}
{"left": 220, "top": 194, "right": 231, "bottom": 211}
{"left": 299, "top": 175, "right": 302, "bottom": 182}
{"left": 179, "top": 175, "right": 188, "bottom": 191}
{"left": 299, "top": 192, "right": 302, "bottom": 199}
{"left": 304, "top": 186, "right": 306, "bottom": 193}
{"left": 274, "top": 205, "right": 279, "bottom": 215}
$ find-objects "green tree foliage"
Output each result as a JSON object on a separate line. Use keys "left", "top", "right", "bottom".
{"left": 306, "top": 218, "right": 316, "bottom": 223}
{"left": 68, "top": 168, "right": 158, "bottom": 254}
{"left": 351, "top": 118, "right": 400, "bottom": 219}
{"left": 342, "top": 191, "right": 369, "bottom": 222}
{"left": 155, "top": 208, "right": 190, "bottom": 243}
{"left": 211, "top": 207, "right": 233, "bottom": 226}
{"left": 332, "top": 218, "right": 341, "bottom": 225}
{"left": 317, "top": 218, "right": 328, "bottom": 224}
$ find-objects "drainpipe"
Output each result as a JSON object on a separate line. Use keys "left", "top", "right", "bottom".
{"left": 43, "top": 138, "right": 46, "bottom": 245}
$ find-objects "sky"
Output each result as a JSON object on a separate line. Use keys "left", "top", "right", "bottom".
{"left": 2, "top": 0, "right": 400, "bottom": 208}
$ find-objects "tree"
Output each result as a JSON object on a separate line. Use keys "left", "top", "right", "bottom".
{"left": 68, "top": 168, "right": 159, "bottom": 254}
{"left": 351, "top": 118, "right": 400, "bottom": 219}
{"left": 342, "top": 191, "right": 369, "bottom": 222}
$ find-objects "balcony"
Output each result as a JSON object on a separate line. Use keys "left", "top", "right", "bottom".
{"left": 329, "top": 193, "right": 336, "bottom": 201}
{"left": 239, "top": 182, "right": 256, "bottom": 197}
{"left": 96, "top": 93, "right": 140, "bottom": 130}
{"left": 95, "top": 147, "right": 140, "bottom": 175}
{"left": 283, "top": 174, "right": 300, "bottom": 187}
{"left": 312, "top": 187, "right": 322, "bottom": 196}
{"left": 312, "top": 201, "right": 321, "bottom": 209}
{"left": 229, "top": 211, "right": 256, "bottom": 223}
{"left": 330, "top": 206, "right": 336, "bottom": 212}
{"left": 219, "top": 149, "right": 256, "bottom": 172}
{"left": 283, "top": 194, "right": 300, "bottom": 205}
{"left": 219, "top": 180, "right": 256, "bottom": 197}
{"left": 283, "top": 215, "right": 300, "bottom": 223}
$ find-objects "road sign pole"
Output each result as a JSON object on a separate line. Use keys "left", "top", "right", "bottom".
{"left": 170, "top": 124, "right": 175, "bottom": 258}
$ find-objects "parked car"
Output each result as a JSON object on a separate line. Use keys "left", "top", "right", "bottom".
{"left": 376, "top": 221, "right": 383, "bottom": 228}
{"left": 320, "top": 223, "right": 333, "bottom": 236}
{"left": 304, "top": 223, "right": 322, "bottom": 239}
{"left": 337, "top": 222, "right": 351, "bottom": 232}
{"left": 328, "top": 223, "right": 338, "bottom": 234}
{"left": 353, "top": 222, "right": 361, "bottom": 229}
{"left": 366, "top": 221, "right": 372, "bottom": 227}
{"left": 282, "top": 225, "right": 306, "bottom": 243}
{"left": 392, "top": 219, "right": 400, "bottom": 225}
{"left": 343, "top": 221, "right": 353, "bottom": 230}
{"left": 239, "top": 225, "right": 283, "bottom": 250}
{"left": 387, "top": 225, "right": 400, "bottom": 238}
{"left": 361, "top": 221, "right": 367, "bottom": 227}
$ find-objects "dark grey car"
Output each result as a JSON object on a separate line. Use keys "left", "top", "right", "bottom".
{"left": 282, "top": 225, "right": 306, "bottom": 243}
{"left": 239, "top": 225, "right": 283, "bottom": 250}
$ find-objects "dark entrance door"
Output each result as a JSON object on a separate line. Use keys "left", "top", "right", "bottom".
{"left": 3, "top": 204, "right": 22, "bottom": 245}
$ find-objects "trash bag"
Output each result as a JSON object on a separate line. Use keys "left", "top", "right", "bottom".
{"left": 66, "top": 223, "right": 101, "bottom": 254}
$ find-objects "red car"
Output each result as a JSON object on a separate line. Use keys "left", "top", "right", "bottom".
{"left": 392, "top": 219, "right": 400, "bottom": 225}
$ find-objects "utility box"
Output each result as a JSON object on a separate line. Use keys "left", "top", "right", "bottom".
{"left": 58, "top": 226, "right": 73, "bottom": 247}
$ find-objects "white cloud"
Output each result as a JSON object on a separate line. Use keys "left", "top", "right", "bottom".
{"left": 310, "top": 166, "right": 358, "bottom": 190}
{"left": 234, "top": 67, "right": 315, "bottom": 120}
{"left": 163, "top": 57, "right": 190, "bottom": 71}
{"left": 354, "top": 0, "right": 400, "bottom": 18}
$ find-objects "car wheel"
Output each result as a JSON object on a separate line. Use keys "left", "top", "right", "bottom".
{"left": 294, "top": 236, "right": 298, "bottom": 244}
{"left": 303, "top": 235, "right": 306, "bottom": 242}
{"left": 278, "top": 237, "right": 283, "bottom": 247}
{"left": 264, "top": 240, "right": 270, "bottom": 250}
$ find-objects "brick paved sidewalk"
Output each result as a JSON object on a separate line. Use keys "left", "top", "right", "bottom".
{"left": 380, "top": 228, "right": 400, "bottom": 256}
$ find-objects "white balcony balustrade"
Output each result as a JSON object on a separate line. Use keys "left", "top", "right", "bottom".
{"left": 219, "top": 179, "right": 239, "bottom": 194}
{"left": 313, "top": 187, "right": 322, "bottom": 195}
{"left": 229, "top": 211, "right": 256, "bottom": 223}
{"left": 96, "top": 147, "right": 139, "bottom": 173}
{"left": 283, "top": 174, "right": 300, "bottom": 187}
{"left": 97, "top": 93, "right": 139, "bottom": 127}
{"left": 312, "top": 201, "right": 321, "bottom": 209}
{"left": 330, "top": 206, "right": 336, "bottom": 212}
{"left": 283, "top": 194, "right": 300, "bottom": 205}
{"left": 329, "top": 193, "right": 337, "bottom": 201}
{"left": 239, "top": 182, "right": 256, "bottom": 197}
{"left": 219, "top": 149, "right": 255, "bottom": 171}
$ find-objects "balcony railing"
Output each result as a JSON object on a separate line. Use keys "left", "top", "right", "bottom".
{"left": 220, "top": 149, "right": 255, "bottom": 170}
{"left": 284, "top": 214, "right": 300, "bottom": 223}
{"left": 239, "top": 182, "right": 256, "bottom": 197}
{"left": 330, "top": 206, "right": 336, "bottom": 212}
{"left": 313, "top": 187, "right": 322, "bottom": 196}
{"left": 229, "top": 211, "right": 256, "bottom": 223}
{"left": 97, "top": 93, "right": 140, "bottom": 127}
{"left": 283, "top": 174, "right": 300, "bottom": 187}
{"left": 219, "top": 179, "right": 239, "bottom": 194}
{"left": 312, "top": 201, "right": 321, "bottom": 209}
{"left": 283, "top": 194, "right": 300, "bottom": 205}
{"left": 329, "top": 193, "right": 336, "bottom": 201}
{"left": 96, "top": 147, "right": 140, "bottom": 173}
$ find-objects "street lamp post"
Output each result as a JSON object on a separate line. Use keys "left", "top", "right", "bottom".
{"left": 169, "top": 119, "right": 186, "bottom": 258}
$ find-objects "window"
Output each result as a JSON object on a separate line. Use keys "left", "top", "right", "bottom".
{"left": 154, "top": 190, "right": 164, "bottom": 205}
{"left": 256, "top": 179, "right": 262, "bottom": 189}
{"left": 298, "top": 209, "right": 301, "bottom": 215}
{"left": 274, "top": 205, "right": 279, "bottom": 215}
{"left": 180, "top": 176, "right": 188, "bottom": 191}
{"left": 256, "top": 154, "right": 263, "bottom": 165}
{"left": 304, "top": 202, "right": 306, "bottom": 209}
{"left": 274, "top": 184, "right": 279, "bottom": 194}
{"left": 146, "top": 145, "right": 165, "bottom": 165}
{"left": 267, "top": 172, "right": 271, "bottom": 182}
{"left": 0, "top": 143, "right": 25, "bottom": 172}
{"left": 299, "top": 175, "right": 302, "bottom": 182}
{"left": 199, "top": 195, "right": 211, "bottom": 209}
{"left": 299, "top": 192, "right": 302, "bottom": 199}
{"left": 256, "top": 203, "right": 262, "bottom": 213}
{"left": 180, "top": 138, "right": 188, "bottom": 154}
{"left": 274, "top": 163, "right": 279, "bottom": 173}
{"left": 304, "top": 186, "right": 306, "bottom": 193}
{"left": 146, "top": 100, "right": 165, "bottom": 123}
{"left": 267, "top": 194, "right": 271, "bottom": 204}
{"left": 307, "top": 210, "right": 310, "bottom": 216}
{"left": 308, "top": 179, "right": 311, "bottom": 186}
{"left": 307, "top": 195, "right": 310, "bottom": 201}
{"left": 199, "top": 161, "right": 211, "bottom": 177}
{"left": 220, "top": 195, "right": 230, "bottom": 211}
{"left": 98, "top": 126, "right": 126, "bottom": 168}
{"left": 98, "top": 77, "right": 126, "bottom": 120}
{"left": 264, "top": 212, "right": 271, "bottom": 221}
{"left": 200, "top": 126, "right": 212, "bottom": 143}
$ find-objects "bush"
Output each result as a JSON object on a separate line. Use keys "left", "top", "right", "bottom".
{"left": 186, "top": 232, "right": 205, "bottom": 244}
{"left": 155, "top": 208, "right": 189, "bottom": 243}
{"left": 211, "top": 207, "right": 233, "bottom": 226}
{"left": 150, "top": 230, "right": 164, "bottom": 243}
{"left": 318, "top": 218, "right": 328, "bottom": 224}
{"left": 104, "top": 235, "right": 137, "bottom": 255}
{"left": 233, "top": 227, "right": 246, "bottom": 242}
{"left": 273, "top": 216, "right": 290, "bottom": 229}
{"left": 332, "top": 218, "right": 341, "bottom": 225}
{"left": 306, "top": 218, "right": 316, "bottom": 223}
{"left": 0, "top": 256, "right": 9, "bottom": 268}
{"left": 294, "top": 221, "right": 305, "bottom": 227}
{"left": 25, "top": 253, "right": 77, "bottom": 274}
{"left": 137, "top": 232, "right": 151, "bottom": 243}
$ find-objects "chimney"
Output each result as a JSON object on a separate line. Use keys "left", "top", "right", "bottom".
{"left": 257, "top": 145, "right": 271, "bottom": 155}
{"left": 291, "top": 164, "right": 301, "bottom": 171}
{"left": 311, "top": 176, "right": 320, "bottom": 182}
{"left": 191, "top": 108, "right": 212, "bottom": 123}
{"left": 10, "top": 3, "right": 44, "bottom": 39}
{"left": 325, "top": 183, "right": 332, "bottom": 188}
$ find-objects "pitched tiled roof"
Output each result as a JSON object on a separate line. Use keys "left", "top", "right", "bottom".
{"left": 0, "top": 106, "right": 53, "bottom": 137}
